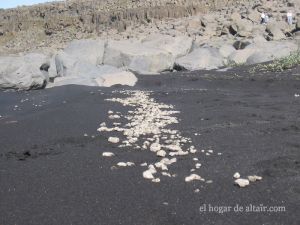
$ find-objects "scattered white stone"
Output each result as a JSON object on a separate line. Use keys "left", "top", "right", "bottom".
{"left": 108, "top": 137, "right": 120, "bottom": 143}
{"left": 155, "top": 162, "right": 168, "bottom": 171}
{"left": 143, "top": 170, "right": 155, "bottom": 179}
{"left": 294, "top": 94, "right": 299, "bottom": 98}
{"left": 162, "top": 172, "right": 172, "bottom": 177}
{"left": 84, "top": 133, "right": 88, "bottom": 137}
{"left": 206, "top": 180, "right": 213, "bottom": 184}
{"left": 117, "top": 162, "right": 127, "bottom": 167}
{"left": 194, "top": 189, "right": 200, "bottom": 193}
{"left": 248, "top": 175, "right": 262, "bottom": 182}
{"left": 101, "top": 91, "right": 206, "bottom": 184}
{"left": 234, "top": 178, "right": 250, "bottom": 188}
{"left": 126, "top": 162, "right": 135, "bottom": 167}
{"left": 165, "top": 144, "right": 182, "bottom": 152}
{"left": 208, "top": 150, "right": 213, "bottom": 153}
{"left": 195, "top": 163, "right": 201, "bottom": 169}
{"left": 150, "top": 143, "right": 161, "bottom": 152}
{"left": 157, "top": 150, "right": 167, "bottom": 157}
{"left": 233, "top": 172, "right": 241, "bottom": 179}
{"left": 217, "top": 153, "right": 222, "bottom": 155}
{"left": 193, "top": 158, "right": 199, "bottom": 161}
{"left": 185, "top": 174, "right": 202, "bottom": 182}
{"left": 152, "top": 178, "right": 161, "bottom": 183}
{"left": 206, "top": 153, "right": 210, "bottom": 156}
{"left": 109, "top": 114, "right": 121, "bottom": 119}
{"left": 102, "top": 152, "right": 115, "bottom": 157}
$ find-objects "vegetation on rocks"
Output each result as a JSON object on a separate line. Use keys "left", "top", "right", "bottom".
{"left": 251, "top": 50, "right": 300, "bottom": 73}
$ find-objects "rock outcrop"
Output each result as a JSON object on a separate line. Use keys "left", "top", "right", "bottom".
{"left": 0, "top": 53, "right": 49, "bottom": 90}
{"left": 103, "top": 40, "right": 174, "bottom": 74}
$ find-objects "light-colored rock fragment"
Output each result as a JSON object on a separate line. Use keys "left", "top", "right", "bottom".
{"left": 233, "top": 172, "right": 241, "bottom": 179}
{"left": 157, "top": 150, "right": 167, "bottom": 157}
{"left": 185, "top": 174, "right": 202, "bottom": 182}
{"left": 152, "top": 178, "right": 161, "bottom": 183}
{"left": 126, "top": 162, "right": 135, "bottom": 167}
{"left": 195, "top": 163, "right": 201, "bottom": 169}
{"left": 234, "top": 178, "right": 250, "bottom": 188}
{"left": 108, "top": 137, "right": 120, "bottom": 143}
{"left": 117, "top": 162, "right": 127, "bottom": 167}
{"left": 102, "top": 152, "right": 115, "bottom": 157}
{"left": 248, "top": 175, "right": 262, "bottom": 182}
{"left": 143, "top": 170, "right": 155, "bottom": 180}
{"left": 150, "top": 143, "right": 161, "bottom": 152}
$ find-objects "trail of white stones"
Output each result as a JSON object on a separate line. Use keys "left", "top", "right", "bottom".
{"left": 98, "top": 90, "right": 214, "bottom": 184}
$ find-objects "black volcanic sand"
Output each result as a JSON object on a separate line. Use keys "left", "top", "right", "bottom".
{"left": 0, "top": 66, "right": 300, "bottom": 225}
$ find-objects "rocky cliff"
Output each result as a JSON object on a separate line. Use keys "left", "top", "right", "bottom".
{"left": 0, "top": 0, "right": 247, "bottom": 34}
{"left": 0, "top": 0, "right": 249, "bottom": 52}
{"left": 0, "top": 0, "right": 299, "bottom": 54}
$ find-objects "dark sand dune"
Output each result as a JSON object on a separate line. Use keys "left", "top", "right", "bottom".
{"left": 0, "top": 67, "right": 300, "bottom": 225}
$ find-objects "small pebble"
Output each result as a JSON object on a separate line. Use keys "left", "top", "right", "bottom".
{"left": 248, "top": 175, "right": 262, "bottom": 182}
{"left": 117, "top": 162, "right": 127, "bottom": 167}
{"left": 185, "top": 174, "right": 202, "bottom": 182}
{"left": 108, "top": 137, "right": 120, "bottom": 143}
{"left": 233, "top": 172, "right": 240, "bottom": 179}
{"left": 194, "top": 189, "right": 200, "bottom": 193}
{"left": 234, "top": 178, "right": 250, "bottom": 188}
{"left": 102, "top": 152, "right": 115, "bottom": 157}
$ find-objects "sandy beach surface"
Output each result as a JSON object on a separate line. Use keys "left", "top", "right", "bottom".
{"left": 0, "top": 66, "right": 300, "bottom": 225}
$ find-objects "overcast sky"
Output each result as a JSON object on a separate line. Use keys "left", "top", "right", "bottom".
{"left": 0, "top": 0, "right": 60, "bottom": 9}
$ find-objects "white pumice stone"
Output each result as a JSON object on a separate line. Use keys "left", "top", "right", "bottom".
{"left": 117, "top": 162, "right": 127, "bottom": 167}
{"left": 150, "top": 143, "right": 161, "bottom": 152}
{"left": 194, "top": 189, "right": 200, "bottom": 193}
{"left": 157, "top": 150, "right": 167, "bottom": 157}
{"left": 152, "top": 178, "right": 161, "bottom": 183}
{"left": 234, "top": 179, "right": 250, "bottom": 187}
{"left": 248, "top": 175, "right": 262, "bottom": 182}
{"left": 108, "top": 137, "right": 120, "bottom": 143}
{"left": 143, "top": 170, "right": 155, "bottom": 179}
{"left": 109, "top": 114, "right": 121, "bottom": 119}
{"left": 162, "top": 172, "right": 171, "bottom": 177}
{"left": 185, "top": 174, "right": 202, "bottom": 182}
{"left": 208, "top": 150, "right": 213, "bottom": 153}
{"left": 102, "top": 152, "right": 115, "bottom": 157}
{"left": 233, "top": 172, "right": 241, "bottom": 179}
{"left": 195, "top": 163, "right": 202, "bottom": 169}
{"left": 101, "top": 91, "right": 206, "bottom": 184}
{"left": 126, "top": 162, "right": 135, "bottom": 166}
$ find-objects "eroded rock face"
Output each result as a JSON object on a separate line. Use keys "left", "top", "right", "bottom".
{"left": 142, "top": 34, "right": 193, "bottom": 59}
{"left": 103, "top": 40, "right": 174, "bottom": 74}
{"left": 0, "top": 0, "right": 238, "bottom": 36}
{"left": 266, "top": 23, "right": 286, "bottom": 41}
{"left": 175, "top": 47, "right": 224, "bottom": 70}
{"left": 63, "top": 39, "right": 106, "bottom": 65}
{"left": 0, "top": 53, "right": 49, "bottom": 90}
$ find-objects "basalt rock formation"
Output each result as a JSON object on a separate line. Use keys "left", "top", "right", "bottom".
{"left": 0, "top": 0, "right": 241, "bottom": 34}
